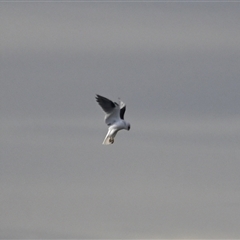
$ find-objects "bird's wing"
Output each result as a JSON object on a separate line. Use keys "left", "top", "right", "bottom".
{"left": 96, "top": 94, "right": 121, "bottom": 126}
{"left": 96, "top": 94, "right": 116, "bottom": 113}
{"left": 119, "top": 100, "right": 126, "bottom": 120}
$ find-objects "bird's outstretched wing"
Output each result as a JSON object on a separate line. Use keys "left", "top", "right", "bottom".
{"left": 96, "top": 94, "right": 120, "bottom": 126}
{"left": 95, "top": 94, "right": 116, "bottom": 114}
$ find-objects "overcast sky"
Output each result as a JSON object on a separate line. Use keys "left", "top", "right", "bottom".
{"left": 1, "top": 2, "right": 240, "bottom": 238}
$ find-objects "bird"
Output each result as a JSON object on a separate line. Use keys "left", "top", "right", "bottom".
{"left": 95, "top": 94, "right": 130, "bottom": 145}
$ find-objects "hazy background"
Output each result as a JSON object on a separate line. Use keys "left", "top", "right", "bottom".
{"left": 1, "top": 2, "right": 240, "bottom": 238}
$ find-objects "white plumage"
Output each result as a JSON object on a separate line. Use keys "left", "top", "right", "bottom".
{"left": 96, "top": 94, "right": 131, "bottom": 145}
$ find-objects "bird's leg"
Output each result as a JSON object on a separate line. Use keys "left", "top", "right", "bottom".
{"left": 109, "top": 137, "right": 114, "bottom": 144}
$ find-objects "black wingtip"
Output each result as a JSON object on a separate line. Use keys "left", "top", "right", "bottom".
{"left": 95, "top": 94, "right": 102, "bottom": 99}
{"left": 95, "top": 94, "right": 102, "bottom": 103}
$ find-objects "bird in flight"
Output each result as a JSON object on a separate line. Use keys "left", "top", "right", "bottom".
{"left": 95, "top": 94, "right": 131, "bottom": 145}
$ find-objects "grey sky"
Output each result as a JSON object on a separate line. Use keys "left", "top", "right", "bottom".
{"left": 1, "top": 2, "right": 240, "bottom": 238}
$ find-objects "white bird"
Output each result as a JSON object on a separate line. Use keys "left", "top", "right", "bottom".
{"left": 95, "top": 94, "right": 131, "bottom": 145}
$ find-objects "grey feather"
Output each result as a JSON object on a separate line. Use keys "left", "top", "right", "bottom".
{"left": 96, "top": 94, "right": 116, "bottom": 114}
